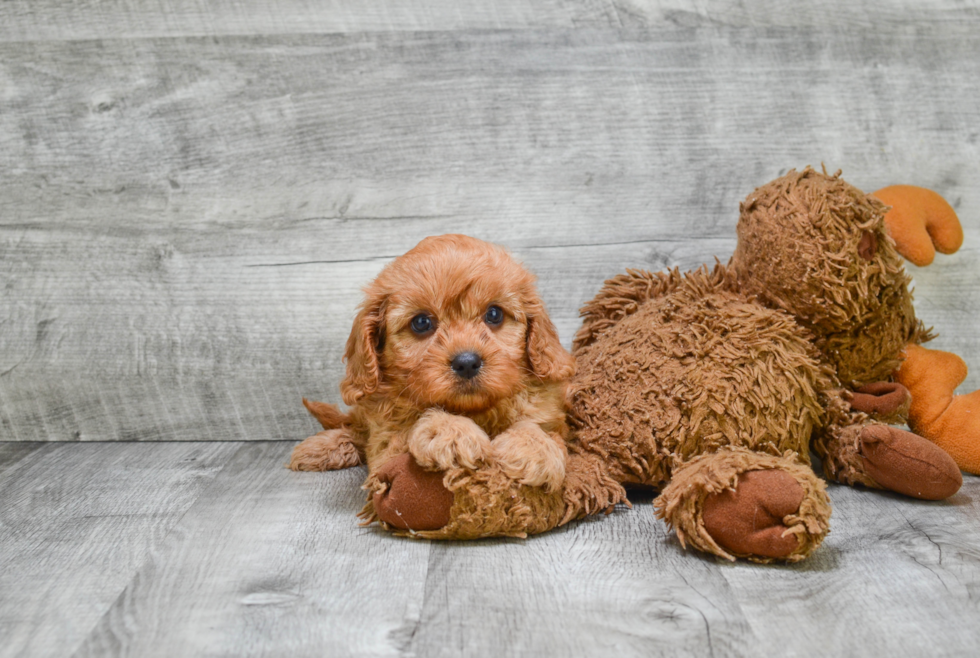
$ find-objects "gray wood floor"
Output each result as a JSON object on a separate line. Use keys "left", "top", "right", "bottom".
{"left": 3, "top": 1, "right": 980, "bottom": 656}
{"left": 2, "top": 441, "right": 979, "bottom": 657}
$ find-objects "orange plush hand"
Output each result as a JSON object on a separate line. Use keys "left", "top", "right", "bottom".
{"left": 872, "top": 185, "right": 963, "bottom": 266}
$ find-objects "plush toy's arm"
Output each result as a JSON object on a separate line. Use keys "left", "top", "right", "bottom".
{"left": 369, "top": 453, "right": 570, "bottom": 540}
{"left": 369, "top": 453, "right": 456, "bottom": 531}
{"left": 872, "top": 185, "right": 963, "bottom": 266}
{"left": 846, "top": 381, "right": 911, "bottom": 425}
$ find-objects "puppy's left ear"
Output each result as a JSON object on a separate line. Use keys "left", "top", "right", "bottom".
{"left": 525, "top": 293, "right": 576, "bottom": 382}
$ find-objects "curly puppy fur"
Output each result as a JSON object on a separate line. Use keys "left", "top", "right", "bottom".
{"left": 290, "top": 234, "right": 577, "bottom": 532}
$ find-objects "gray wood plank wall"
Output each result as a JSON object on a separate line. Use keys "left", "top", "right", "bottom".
{"left": 3, "top": 0, "right": 979, "bottom": 443}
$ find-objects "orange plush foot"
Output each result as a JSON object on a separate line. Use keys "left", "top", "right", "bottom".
{"left": 895, "top": 343, "right": 980, "bottom": 474}
{"left": 872, "top": 185, "right": 963, "bottom": 266}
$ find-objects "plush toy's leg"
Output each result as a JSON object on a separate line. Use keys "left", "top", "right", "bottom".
{"left": 816, "top": 421, "right": 961, "bottom": 500}
{"left": 288, "top": 428, "right": 363, "bottom": 471}
{"left": 872, "top": 185, "right": 963, "bottom": 266}
{"left": 816, "top": 384, "right": 962, "bottom": 497}
{"left": 895, "top": 343, "right": 980, "bottom": 474}
{"left": 654, "top": 448, "right": 831, "bottom": 563}
{"left": 365, "top": 453, "right": 569, "bottom": 540}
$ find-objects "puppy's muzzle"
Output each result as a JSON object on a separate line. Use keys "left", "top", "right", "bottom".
{"left": 451, "top": 352, "right": 483, "bottom": 380}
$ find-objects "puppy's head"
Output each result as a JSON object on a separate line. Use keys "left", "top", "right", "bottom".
{"left": 341, "top": 234, "right": 574, "bottom": 414}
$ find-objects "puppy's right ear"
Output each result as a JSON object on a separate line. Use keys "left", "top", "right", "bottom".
{"left": 340, "top": 293, "right": 386, "bottom": 405}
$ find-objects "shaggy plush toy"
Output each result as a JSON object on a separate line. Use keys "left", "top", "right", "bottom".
{"left": 302, "top": 168, "right": 974, "bottom": 562}
{"left": 567, "top": 168, "right": 971, "bottom": 561}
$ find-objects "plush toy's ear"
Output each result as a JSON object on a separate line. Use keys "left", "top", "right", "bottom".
{"left": 525, "top": 292, "right": 576, "bottom": 382}
{"left": 340, "top": 292, "right": 386, "bottom": 405}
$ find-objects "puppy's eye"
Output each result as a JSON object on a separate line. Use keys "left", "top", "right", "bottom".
{"left": 410, "top": 313, "right": 434, "bottom": 335}
{"left": 484, "top": 305, "right": 504, "bottom": 326}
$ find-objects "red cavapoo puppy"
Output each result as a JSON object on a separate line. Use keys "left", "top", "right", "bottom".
{"left": 290, "top": 234, "right": 575, "bottom": 530}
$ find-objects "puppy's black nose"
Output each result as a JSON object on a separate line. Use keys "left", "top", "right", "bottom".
{"left": 451, "top": 352, "right": 483, "bottom": 380}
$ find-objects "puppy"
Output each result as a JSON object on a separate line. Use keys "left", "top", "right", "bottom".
{"left": 290, "top": 234, "right": 575, "bottom": 504}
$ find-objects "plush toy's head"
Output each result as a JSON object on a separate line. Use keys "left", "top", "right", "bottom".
{"left": 729, "top": 168, "right": 923, "bottom": 386}
{"left": 340, "top": 234, "right": 574, "bottom": 413}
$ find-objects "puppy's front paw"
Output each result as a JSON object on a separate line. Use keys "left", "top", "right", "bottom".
{"left": 490, "top": 420, "right": 566, "bottom": 492}
{"left": 408, "top": 409, "right": 491, "bottom": 471}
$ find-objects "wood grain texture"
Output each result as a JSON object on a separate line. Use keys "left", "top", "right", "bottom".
{"left": 0, "top": 441, "right": 977, "bottom": 657}
{"left": 0, "top": 441, "right": 240, "bottom": 658}
{"left": 609, "top": 0, "right": 980, "bottom": 28}
{"left": 4, "top": 1, "right": 979, "bottom": 41}
{"left": 717, "top": 482, "right": 980, "bottom": 656}
{"left": 2, "top": 21, "right": 979, "bottom": 441}
{"left": 0, "top": 0, "right": 616, "bottom": 41}
{"left": 71, "top": 442, "right": 433, "bottom": 658}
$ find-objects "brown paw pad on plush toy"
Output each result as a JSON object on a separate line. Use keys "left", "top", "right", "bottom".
{"left": 701, "top": 470, "right": 806, "bottom": 559}
{"left": 371, "top": 453, "right": 454, "bottom": 532}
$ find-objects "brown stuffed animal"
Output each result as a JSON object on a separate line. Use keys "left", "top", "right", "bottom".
{"left": 567, "top": 167, "right": 968, "bottom": 562}
{"left": 299, "top": 168, "right": 973, "bottom": 563}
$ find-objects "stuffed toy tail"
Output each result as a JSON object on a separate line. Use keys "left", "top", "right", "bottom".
{"left": 302, "top": 398, "right": 350, "bottom": 429}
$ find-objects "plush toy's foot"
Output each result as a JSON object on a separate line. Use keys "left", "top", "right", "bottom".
{"left": 655, "top": 448, "right": 831, "bottom": 563}
{"left": 872, "top": 185, "right": 963, "bottom": 266}
{"left": 289, "top": 429, "right": 362, "bottom": 471}
{"left": 816, "top": 411, "right": 962, "bottom": 498}
{"left": 858, "top": 425, "right": 961, "bottom": 500}
{"left": 896, "top": 343, "right": 980, "bottom": 474}
{"left": 701, "top": 470, "right": 804, "bottom": 559}
{"left": 371, "top": 453, "right": 454, "bottom": 531}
